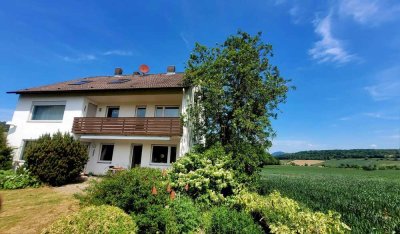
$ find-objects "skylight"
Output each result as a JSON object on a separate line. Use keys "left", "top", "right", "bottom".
{"left": 69, "top": 80, "right": 92, "bottom": 85}
{"left": 108, "top": 78, "right": 130, "bottom": 84}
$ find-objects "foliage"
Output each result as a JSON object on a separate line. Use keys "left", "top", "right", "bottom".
{"left": 279, "top": 149, "right": 400, "bottom": 160}
{"left": 205, "top": 206, "right": 263, "bottom": 234}
{"left": 261, "top": 165, "right": 400, "bottom": 233}
{"left": 78, "top": 167, "right": 170, "bottom": 233}
{"left": 184, "top": 30, "right": 291, "bottom": 182}
{"left": 169, "top": 144, "right": 239, "bottom": 206}
{"left": 0, "top": 168, "right": 40, "bottom": 189}
{"left": 0, "top": 125, "right": 13, "bottom": 170}
{"left": 234, "top": 190, "right": 350, "bottom": 234}
{"left": 42, "top": 205, "right": 137, "bottom": 234}
{"left": 165, "top": 196, "right": 202, "bottom": 234}
{"left": 0, "top": 121, "right": 9, "bottom": 132}
{"left": 25, "top": 132, "right": 88, "bottom": 186}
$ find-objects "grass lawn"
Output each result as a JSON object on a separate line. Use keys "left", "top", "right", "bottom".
{"left": 0, "top": 187, "right": 79, "bottom": 234}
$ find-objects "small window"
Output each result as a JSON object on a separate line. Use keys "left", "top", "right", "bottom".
{"left": 136, "top": 106, "right": 146, "bottom": 117}
{"left": 151, "top": 145, "right": 177, "bottom": 164}
{"left": 31, "top": 105, "right": 65, "bottom": 120}
{"left": 20, "top": 140, "right": 36, "bottom": 160}
{"left": 106, "top": 107, "right": 119, "bottom": 118}
{"left": 155, "top": 106, "right": 179, "bottom": 117}
{"left": 69, "top": 80, "right": 92, "bottom": 85}
{"left": 100, "top": 144, "right": 114, "bottom": 162}
{"left": 108, "top": 79, "right": 130, "bottom": 84}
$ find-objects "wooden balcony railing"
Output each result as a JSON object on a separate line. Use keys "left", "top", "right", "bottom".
{"left": 72, "top": 117, "right": 182, "bottom": 136}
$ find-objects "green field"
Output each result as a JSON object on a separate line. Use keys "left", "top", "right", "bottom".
{"left": 260, "top": 165, "right": 400, "bottom": 233}
{"left": 322, "top": 158, "right": 400, "bottom": 168}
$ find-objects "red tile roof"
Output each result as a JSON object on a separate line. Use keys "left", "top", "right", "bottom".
{"left": 8, "top": 73, "right": 186, "bottom": 94}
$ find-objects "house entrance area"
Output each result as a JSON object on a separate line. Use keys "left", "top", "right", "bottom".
{"left": 82, "top": 138, "right": 181, "bottom": 175}
{"left": 131, "top": 144, "right": 142, "bottom": 168}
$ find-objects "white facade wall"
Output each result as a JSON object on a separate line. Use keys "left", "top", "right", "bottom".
{"left": 84, "top": 139, "right": 181, "bottom": 175}
{"left": 7, "top": 95, "right": 85, "bottom": 161}
{"left": 6, "top": 91, "right": 193, "bottom": 174}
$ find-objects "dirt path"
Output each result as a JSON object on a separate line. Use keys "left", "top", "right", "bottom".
{"left": 51, "top": 177, "right": 95, "bottom": 195}
{"left": 289, "top": 160, "right": 325, "bottom": 166}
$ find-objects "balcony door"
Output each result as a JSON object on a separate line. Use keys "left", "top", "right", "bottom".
{"left": 86, "top": 103, "right": 97, "bottom": 117}
{"left": 106, "top": 106, "right": 120, "bottom": 118}
{"left": 130, "top": 144, "right": 143, "bottom": 168}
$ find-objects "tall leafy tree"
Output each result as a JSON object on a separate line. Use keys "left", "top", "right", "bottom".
{"left": 184, "top": 31, "right": 291, "bottom": 182}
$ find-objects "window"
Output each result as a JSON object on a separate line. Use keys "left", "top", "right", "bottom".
{"left": 136, "top": 106, "right": 146, "bottom": 117}
{"left": 106, "top": 107, "right": 119, "bottom": 118}
{"left": 99, "top": 144, "right": 114, "bottom": 162}
{"left": 69, "top": 80, "right": 92, "bottom": 85}
{"left": 20, "top": 140, "right": 36, "bottom": 160}
{"left": 151, "top": 145, "right": 177, "bottom": 164}
{"left": 155, "top": 106, "right": 179, "bottom": 117}
{"left": 108, "top": 78, "right": 130, "bottom": 84}
{"left": 31, "top": 102, "right": 66, "bottom": 120}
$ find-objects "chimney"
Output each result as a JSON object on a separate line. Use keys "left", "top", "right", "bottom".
{"left": 114, "top": 67, "right": 123, "bottom": 75}
{"left": 166, "top": 65, "right": 175, "bottom": 74}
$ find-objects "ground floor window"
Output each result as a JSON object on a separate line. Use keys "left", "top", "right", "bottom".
{"left": 151, "top": 145, "right": 177, "bottom": 164}
{"left": 20, "top": 140, "right": 36, "bottom": 160}
{"left": 99, "top": 144, "right": 114, "bottom": 162}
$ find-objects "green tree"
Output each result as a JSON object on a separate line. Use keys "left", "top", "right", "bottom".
{"left": 0, "top": 125, "right": 13, "bottom": 170}
{"left": 184, "top": 31, "right": 291, "bottom": 183}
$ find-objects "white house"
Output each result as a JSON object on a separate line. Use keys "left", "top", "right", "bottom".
{"left": 6, "top": 66, "right": 194, "bottom": 174}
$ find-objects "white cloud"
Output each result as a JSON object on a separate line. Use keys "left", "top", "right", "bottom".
{"left": 339, "top": 116, "right": 352, "bottom": 121}
{"left": 364, "top": 112, "right": 399, "bottom": 120}
{"left": 388, "top": 134, "right": 400, "bottom": 139}
{"left": 365, "top": 66, "right": 400, "bottom": 101}
{"left": 339, "top": 0, "right": 400, "bottom": 25}
{"left": 309, "top": 14, "right": 356, "bottom": 64}
{"left": 102, "top": 50, "right": 134, "bottom": 56}
{"left": 62, "top": 54, "right": 97, "bottom": 62}
{"left": 370, "top": 144, "right": 377, "bottom": 148}
{"left": 180, "top": 32, "right": 190, "bottom": 50}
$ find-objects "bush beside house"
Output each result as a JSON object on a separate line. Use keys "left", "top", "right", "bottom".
{"left": 0, "top": 125, "right": 13, "bottom": 170}
{"left": 24, "top": 132, "right": 88, "bottom": 186}
{"left": 42, "top": 205, "right": 137, "bottom": 234}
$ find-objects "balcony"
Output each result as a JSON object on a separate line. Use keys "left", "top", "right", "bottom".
{"left": 72, "top": 117, "right": 182, "bottom": 136}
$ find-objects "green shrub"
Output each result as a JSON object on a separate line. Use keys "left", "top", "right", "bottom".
{"left": 78, "top": 167, "right": 170, "bottom": 233}
{"left": 25, "top": 132, "right": 88, "bottom": 186}
{"left": 42, "top": 205, "right": 137, "bottom": 234}
{"left": 234, "top": 191, "right": 350, "bottom": 234}
{"left": 206, "top": 206, "right": 263, "bottom": 234}
{"left": 0, "top": 169, "right": 40, "bottom": 189}
{"left": 165, "top": 196, "right": 202, "bottom": 234}
{"left": 0, "top": 126, "right": 13, "bottom": 170}
{"left": 169, "top": 144, "right": 239, "bottom": 206}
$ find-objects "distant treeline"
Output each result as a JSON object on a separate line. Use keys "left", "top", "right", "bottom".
{"left": 279, "top": 149, "right": 400, "bottom": 160}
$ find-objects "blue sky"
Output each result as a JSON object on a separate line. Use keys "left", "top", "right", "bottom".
{"left": 0, "top": 0, "right": 399, "bottom": 152}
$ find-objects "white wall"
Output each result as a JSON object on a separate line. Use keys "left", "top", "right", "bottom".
{"left": 7, "top": 95, "right": 85, "bottom": 161}
{"left": 84, "top": 139, "right": 180, "bottom": 175}
{"left": 6, "top": 91, "right": 194, "bottom": 172}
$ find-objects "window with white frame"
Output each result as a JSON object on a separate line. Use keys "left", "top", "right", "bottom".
{"left": 31, "top": 101, "right": 66, "bottom": 120}
{"left": 155, "top": 106, "right": 179, "bottom": 117}
{"left": 151, "top": 145, "right": 177, "bottom": 164}
{"left": 20, "top": 140, "right": 36, "bottom": 160}
{"left": 136, "top": 106, "right": 146, "bottom": 117}
{"left": 99, "top": 144, "right": 114, "bottom": 162}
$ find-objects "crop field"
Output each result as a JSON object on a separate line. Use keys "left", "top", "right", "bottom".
{"left": 260, "top": 165, "right": 400, "bottom": 233}
{"left": 321, "top": 158, "right": 400, "bottom": 168}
